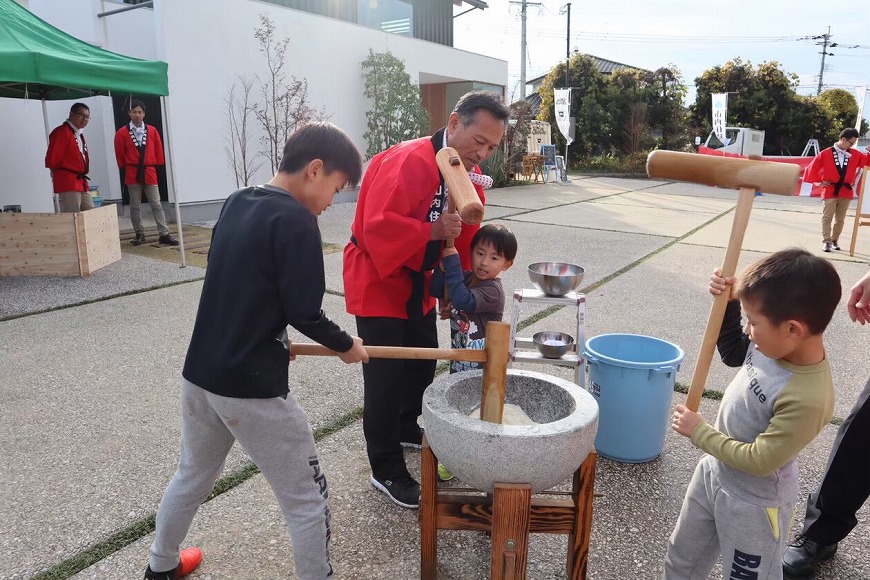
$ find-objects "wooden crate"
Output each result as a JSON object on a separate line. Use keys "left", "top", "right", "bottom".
{"left": 0, "top": 204, "right": 122, "bottom": 276}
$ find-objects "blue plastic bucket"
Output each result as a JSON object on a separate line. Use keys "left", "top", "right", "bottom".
{"left": 583, "top": 334, "right": 684, "bottom": 463}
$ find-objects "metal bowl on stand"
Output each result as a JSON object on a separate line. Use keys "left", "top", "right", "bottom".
{"left": 533, "top": 331, "right": 575, "bottom": 359}
{"left": 528, "top": 262, "right": 585, "bottom": 296}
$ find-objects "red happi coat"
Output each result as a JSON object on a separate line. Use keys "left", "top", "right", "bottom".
{"left": 113, "top": 124, "right": 165, "bottom": 185}
{"left": 805, "top": 146, "right": 869, "bottom": 200}
{"left": 343, "top": 136, "right": 485, "bottom": 318}
{"left": 45, "top": 123, "right": 89, "bottom": 193}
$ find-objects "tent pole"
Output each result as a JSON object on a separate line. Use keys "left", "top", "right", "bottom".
{"left": 160, "top": 95, "right": 186, "bottom": 268}
{"left": 42, "top": 99, "right": 60, "bottom": 213}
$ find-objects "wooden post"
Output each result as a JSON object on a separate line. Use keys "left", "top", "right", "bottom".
{"left": 490, "top": 484, "right": 532, "bottom": 580}
{"left": 566, "top": 451, "right": 597, "bottom": 580}
{"left": 849, "top": 170, "right": 869, "bottom": 256}
{"left": 420, "top": 438, "right": 438, "bottom": 580}
{"left": 480, "top": 321, "right": 511, "bottom": 423}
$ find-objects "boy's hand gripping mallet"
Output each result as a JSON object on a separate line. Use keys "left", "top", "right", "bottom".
{"left": 646, "top": 151, "right": 799, "bottom": 412}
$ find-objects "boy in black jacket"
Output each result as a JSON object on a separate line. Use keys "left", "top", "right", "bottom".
{"left": 145, "top": 123, "right": 369, "bottom": 580}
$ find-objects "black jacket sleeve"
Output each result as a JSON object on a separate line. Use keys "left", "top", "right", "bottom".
{"left": 276, "top": 209, "right": 353, "bottom": 353}
{"left": 717, "top": 299, "right": 750, "bottom": 367}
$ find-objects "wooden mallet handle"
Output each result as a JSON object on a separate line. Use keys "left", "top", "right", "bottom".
{"left": 647, "top": 151, "right": 799, "bottom": 412}
{"left": 290, "top": 343, "right": 487, "bottom": 363}
{"left": 479, "top": 321, "right": 511, "bottom": 424}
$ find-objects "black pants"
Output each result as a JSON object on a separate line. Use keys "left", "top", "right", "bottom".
{"left": 356, "top": 311, "right": 437, "bottom": 481}
{"left": 802, "top": 376, "right": 870, "bottom": 545}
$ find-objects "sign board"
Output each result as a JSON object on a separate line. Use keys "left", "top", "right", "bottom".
{"left": 526, "top": 120, "right": 552, "bottom": 157}
{"left": 540, "top": 144, "right": 557, "bottom": 167}
{"left": 555, "top": 155, "right": 567, "bottom": 182}
{"left": 848, "top": 169, "right": 870, "bottom": 255}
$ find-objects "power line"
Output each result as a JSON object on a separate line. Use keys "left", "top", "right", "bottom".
{"left": 797, "top": 28, "right": 864, "bottom": 94}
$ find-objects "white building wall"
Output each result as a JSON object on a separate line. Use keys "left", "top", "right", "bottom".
{"left": 0, "top": 0, "right": 507, "bottom": 215}
{"left": 156, "top": 0, "right": 506, "bottom": 207}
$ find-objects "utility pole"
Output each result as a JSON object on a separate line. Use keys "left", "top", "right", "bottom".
{"left": 812, "top": 27, "right": 835, "bottom": 96}
{"left": 799, "top": 28, "right": 859, "bottom": 96}
{"left": 563, "top": 2, "right": 571, "bottom": 89}
{"left": 509, "top": 0, "right": 542, "bottom": 100}
{"left": 560, "top": 2, "right": 571, "bottom": 179}
{"left": 521, "top": 0, "right": 527, "bottom": 98}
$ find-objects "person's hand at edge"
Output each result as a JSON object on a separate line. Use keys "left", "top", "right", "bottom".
{"left": 847, "top": 270, "right": 870, "bottom": 325}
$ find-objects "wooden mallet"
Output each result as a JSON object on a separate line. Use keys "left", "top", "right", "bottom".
{"left": 646, "top": 151, "right": 800, "bottom": 411}
{"left": 434, "top": 146, "right": 485, "bottom": 304}
{"left": 435, "top": 147, "right": 485, "bottom": 233}
{"left": 290, "top": 321, "right": 512, "bottom": 423}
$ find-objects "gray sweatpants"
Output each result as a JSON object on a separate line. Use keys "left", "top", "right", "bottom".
{"left": 149, "top": 378, "right": 333, "bottom": 579}
{"left": 663, "top": 456, "right": 794, "bottom": 580}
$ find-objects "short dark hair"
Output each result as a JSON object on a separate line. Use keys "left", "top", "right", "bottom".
{"left": 734, "top": 247, "right": 841, "bottom": 335}
{"left": 69, "top": 102, "right": 89, "bottom": 116}
{"left": 453, "top": 90, "right": 510, "bottom": 127}
{"left": 277, "top": 122, "right": 363, "bottom": 187}
{"left": 129, "top": 99, "right": 146, "bottom": 112}
{"left": 470, "top": 223, "right": 517, "bottom": 262}
{"left": 839, "top": 128, "right": 860, "bottom": 140}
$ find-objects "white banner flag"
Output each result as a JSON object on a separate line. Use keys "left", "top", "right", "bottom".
{"left": 711, "top": 93, "right": 728, "bottom": 142}
{"left": 856, "top": 86, "right": 867, "bottom": 132}
{"left": 554, "top": 89, "right": 573, "bottom": 146}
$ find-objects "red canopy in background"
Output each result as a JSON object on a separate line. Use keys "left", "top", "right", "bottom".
{"left": 698, "top": 146, "right": 822, "bottom": 196}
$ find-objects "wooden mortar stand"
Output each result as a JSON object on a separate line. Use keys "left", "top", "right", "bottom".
{"left": 646, "top": 151, "right": 800, "bottom": 411}
{"left": 291, "top": 321, "right": 597, "bottom": 579}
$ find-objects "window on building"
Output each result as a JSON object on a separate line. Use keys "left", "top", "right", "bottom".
{"left": 358, "top": 0, "right": 413, "bottom": 37}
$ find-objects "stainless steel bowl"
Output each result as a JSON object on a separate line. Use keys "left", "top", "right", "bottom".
{"left": 528, "top": 262, "right": 585, "bottom": 296}
{"left": 533, "top": 331, "right": 575, "bottom": 359}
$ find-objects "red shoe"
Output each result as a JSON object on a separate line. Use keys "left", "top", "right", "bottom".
{"left": 143, "top": 547, "right": 203, "bottom": 579}
{"left": 176, "top": 547, "right": 203, "bottom": 577}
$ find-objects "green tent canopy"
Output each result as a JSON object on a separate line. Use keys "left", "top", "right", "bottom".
{"left": 0, "top": 0, "right": 168, "bottom": 100}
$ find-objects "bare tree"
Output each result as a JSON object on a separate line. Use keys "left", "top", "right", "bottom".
{"left": 251, "top": 14, "right": 328, "bottom": 173}
{"left": 623, "top": 102, "right": 649, "bottom": 155}
{"left": 224, "top": 75, "right": 263, "bottom": 187}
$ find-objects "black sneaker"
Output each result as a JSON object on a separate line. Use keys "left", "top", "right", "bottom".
{"left": 132, "top": 233, "right": 147, "bottom": 246}
{"left": 158, "top": 234, "right": 180, "bottom": 246}
{"left": 370, "top": 474, "right": 420, "bottom": 508}
{"left": 823, "top": 242, "right": 832, "bottom": 253}
{"left": 782, "top": 535, "right": 837, "bottom": 577}
{"left": 400, "top": 426, "right": 424, "bottom": 449}
{"left": 832, "top": 242, "right": 841, "bottom": 251}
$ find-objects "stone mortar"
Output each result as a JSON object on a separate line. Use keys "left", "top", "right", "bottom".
{"left": 422, "top": 369, "right": 599, "bottom": 493}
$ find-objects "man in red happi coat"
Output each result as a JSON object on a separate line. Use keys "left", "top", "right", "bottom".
{"left": 805, "top": 127, "right": 869, "bottom": 252}
{"left": 113, "top": 99, "right": 178, "bottom": 245}
{"left": 343, "top": 91, "right": 509, "bottom": 509}
{"left": 45, "top": 102, "right": 93, "bottom": 213}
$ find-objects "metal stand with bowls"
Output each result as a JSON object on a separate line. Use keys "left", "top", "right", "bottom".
{"left": 509, "top": 262, "right": 586, "bottom": 386}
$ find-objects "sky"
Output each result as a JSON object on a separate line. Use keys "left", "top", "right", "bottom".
{"left": 452, "top": 0, "right": 870, "bottom": 108}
